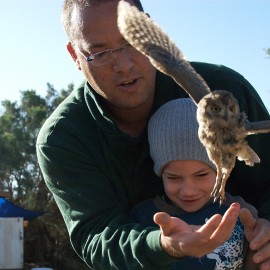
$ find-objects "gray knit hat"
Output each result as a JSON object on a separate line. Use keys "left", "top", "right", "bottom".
{"left": 148, "top": 98, "right": 216, "bottom": 176}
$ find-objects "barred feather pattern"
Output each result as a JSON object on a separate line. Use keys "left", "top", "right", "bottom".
{"left": 117, "top": 0, "right": 211, "bottom": 103}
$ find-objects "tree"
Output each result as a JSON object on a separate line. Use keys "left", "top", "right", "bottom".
{"left": 0, "top": 83, "right": 89, "bottom": 269}
{"left": 0, "top": 83, "right": 75, "bottom": 200}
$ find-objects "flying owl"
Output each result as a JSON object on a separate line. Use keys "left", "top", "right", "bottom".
{"left": 196, "top": 90, "right": 262, "bottom": 202}
{"left": 117, "top": 1, "right": 270, "bottom": 204}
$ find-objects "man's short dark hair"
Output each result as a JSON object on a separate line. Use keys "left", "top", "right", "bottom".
{"left": 62, "top": 0, "right": 144, "bottom": 43}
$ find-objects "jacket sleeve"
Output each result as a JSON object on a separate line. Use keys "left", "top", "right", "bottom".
{"left": 36, "top": 142, "right": 178, "bottom": 270}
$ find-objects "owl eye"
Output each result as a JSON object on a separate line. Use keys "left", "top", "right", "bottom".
{"left": 229, "top": 105, "right": 235, "bottom": 112}
{"left": 212, "top": 105, "right": 221, "bottom": 112}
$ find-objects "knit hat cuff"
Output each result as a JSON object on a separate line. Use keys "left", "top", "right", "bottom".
{"left": 148, "top": 98, "right": 215, "bottom": 176}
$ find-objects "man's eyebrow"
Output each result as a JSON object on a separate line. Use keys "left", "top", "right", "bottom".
{"left": 85, "top": 39, "right": 128, "bottom": 51}
{"left": 82, "top": 41, "right": 106, "bottom": 52}
{"left": 90, "top": 43, "right": 107, "bottom": 49}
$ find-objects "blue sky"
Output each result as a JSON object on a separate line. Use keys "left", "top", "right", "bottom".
{"left": 1, "top": 0, "right": 269, "bottom": 112}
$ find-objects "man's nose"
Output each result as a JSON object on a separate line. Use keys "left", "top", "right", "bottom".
{"left": 112, "top": 50, "right": 134, "bottom": 72}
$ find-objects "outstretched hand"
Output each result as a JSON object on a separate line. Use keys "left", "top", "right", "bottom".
{"left": 240, "top": 208, "right": 270, "bottom": 270}
{"left": 154, "top": 202, "right": 240, "bottom": 258}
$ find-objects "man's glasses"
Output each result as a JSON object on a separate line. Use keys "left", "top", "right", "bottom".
{"left": 77, "top": 42, "right": 136, "bottom": 66}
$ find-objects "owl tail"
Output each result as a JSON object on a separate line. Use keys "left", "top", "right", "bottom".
{"left": 236, "top": 146, "right": 260, "bottom": 166}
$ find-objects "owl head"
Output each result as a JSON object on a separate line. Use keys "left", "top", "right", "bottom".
{"left": 197, "top": 90, "right": 240, "bottom": 125}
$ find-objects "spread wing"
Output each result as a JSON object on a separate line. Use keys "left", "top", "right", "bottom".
{"left": 245, "top": 120, "right": 270, "bottom": 135}
{"left": 117, "top": 0, "right": 210, "bottom": 104}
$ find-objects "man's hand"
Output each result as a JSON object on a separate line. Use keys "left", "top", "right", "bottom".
{"left": 240, "top": 208, "right": 270, "bottom": 270}
{"left": 154, "top": 202, "right": 240, "bottom": 258}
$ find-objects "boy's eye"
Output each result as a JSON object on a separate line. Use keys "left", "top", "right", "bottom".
{"left": 196, "top": 173, "right": 208, "bottom": 177}
{"left": 167, "top": 176, "right": 180, "bottom": 181}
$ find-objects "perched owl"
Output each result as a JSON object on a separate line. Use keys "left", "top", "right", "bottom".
{"left": 117, "top": 1, "right": 270, "bottom": 204}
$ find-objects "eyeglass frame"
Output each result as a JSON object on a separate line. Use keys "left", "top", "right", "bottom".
{"left": 76, "top": 42, "right": 134, "bottom": 66}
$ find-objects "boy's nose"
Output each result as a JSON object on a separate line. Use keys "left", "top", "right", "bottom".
{"left": 180, "top": 181, "right": 197, "bottom": 196}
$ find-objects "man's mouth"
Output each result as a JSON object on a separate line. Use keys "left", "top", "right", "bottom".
{"left": 120, "top": 78, "right": 137, "bottom": 86}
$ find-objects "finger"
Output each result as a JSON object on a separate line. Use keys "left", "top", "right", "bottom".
{"left": 253, "top": 243, "right": 270, "bottom": 265}
{"left": 197, "top": 203, "right": 240, "bottom": 238}
{"left": 249, "top": 219, "right": 270, "bottom": 251}
{"left": 222, "top": 202, "right": 240, "bottom": 220}
{"left": 197, "top": 214, "right": 222, "bottom": 235}
{"left": 258, "top": 258, "right": 270, "bottom": 270}
{"left": 198, "top": 200, "right": 240, "bottom": 250}
{"left": 210, "top": 203, "right": 240, "bottom": 241}
{"left": 239, "top": 207, "right": 258, "bottom": 244}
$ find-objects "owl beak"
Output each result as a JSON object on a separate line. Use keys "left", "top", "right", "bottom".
{"left": 224, "top": 111, "right": 228, "bottom": 121}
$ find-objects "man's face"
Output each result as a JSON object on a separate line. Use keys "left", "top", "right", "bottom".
{"left": 68, "top": 0, "right": 156, "bottom": 113}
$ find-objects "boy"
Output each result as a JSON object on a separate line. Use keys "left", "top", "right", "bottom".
{"left": 130, "top": 98, "right": 258, "bottom": 269}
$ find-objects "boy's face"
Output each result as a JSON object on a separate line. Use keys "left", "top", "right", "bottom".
{"left": 162, "top": 160, "right": 216, "bottom": 212}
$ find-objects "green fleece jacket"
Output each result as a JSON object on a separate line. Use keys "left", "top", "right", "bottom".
{"left": 36, "top": 62, "right": 270, "bottom": 270}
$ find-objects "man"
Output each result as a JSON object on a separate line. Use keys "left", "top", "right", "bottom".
{"left": 36, "top": 0, "right": 270, "bottom": 269}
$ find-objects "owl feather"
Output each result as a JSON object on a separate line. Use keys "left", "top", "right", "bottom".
{"left": 117, "top": 0, "right": 211, "bottom": 103}
{"left": 117, "top": 1, "right": 270, "bottom": 204}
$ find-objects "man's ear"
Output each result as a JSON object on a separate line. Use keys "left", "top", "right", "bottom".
{"left": 67, "top": 42, "right": 82, "bottom": 70}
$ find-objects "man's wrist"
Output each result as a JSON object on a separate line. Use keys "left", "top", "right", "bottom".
{"left": 160, "top": 235, "right": 185, "bottom": 258}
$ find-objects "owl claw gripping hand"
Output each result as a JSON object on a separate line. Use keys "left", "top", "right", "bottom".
{"left": 117, "top": 0, "right": 270, "bottom": 204}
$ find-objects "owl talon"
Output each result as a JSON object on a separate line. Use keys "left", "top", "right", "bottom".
{"left": 219, "top": 197, "right": 225, "bottom": 205}
{"left": 211, "top": 188, "right": 218, "bottom": 200}
{"left": 211, "top": 188, "right": 220, "bottom": 203}
{"left": 211, "top": 191, "right": 225, "bottom": 205}
{"left": 211, "top": 176, "right": 226, "bottom": 205}
{"left": 211, "top": 178, "right": 221, "bottom": 200}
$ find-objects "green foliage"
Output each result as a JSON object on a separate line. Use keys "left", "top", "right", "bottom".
{"left": 265, "top": 48, "right": 270, "bottom": 57}
{"left": 0, "top": 83, "right": 88, "bottom": 269}
{"left": 0, "top": 83, "right": 72, "bottom": 200}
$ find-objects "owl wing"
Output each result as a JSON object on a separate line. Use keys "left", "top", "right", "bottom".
{"left": 117, "top": 0, "right": 210, "bottom": 103}
{"left": 117, "top": 1, "right": 270, "bottom": 205}
{"left": 245, "top": 120, "right": 270, "bottom": 135}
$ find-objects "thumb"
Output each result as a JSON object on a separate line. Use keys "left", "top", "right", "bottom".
{"left": 240, "top": 208, "right": 256, "bottom": 231}
{"left": 239, "top": 207, "right": 257, "bottom": 243}
{"left": 153, "top": 212, "right": 173, "bottom": 236}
